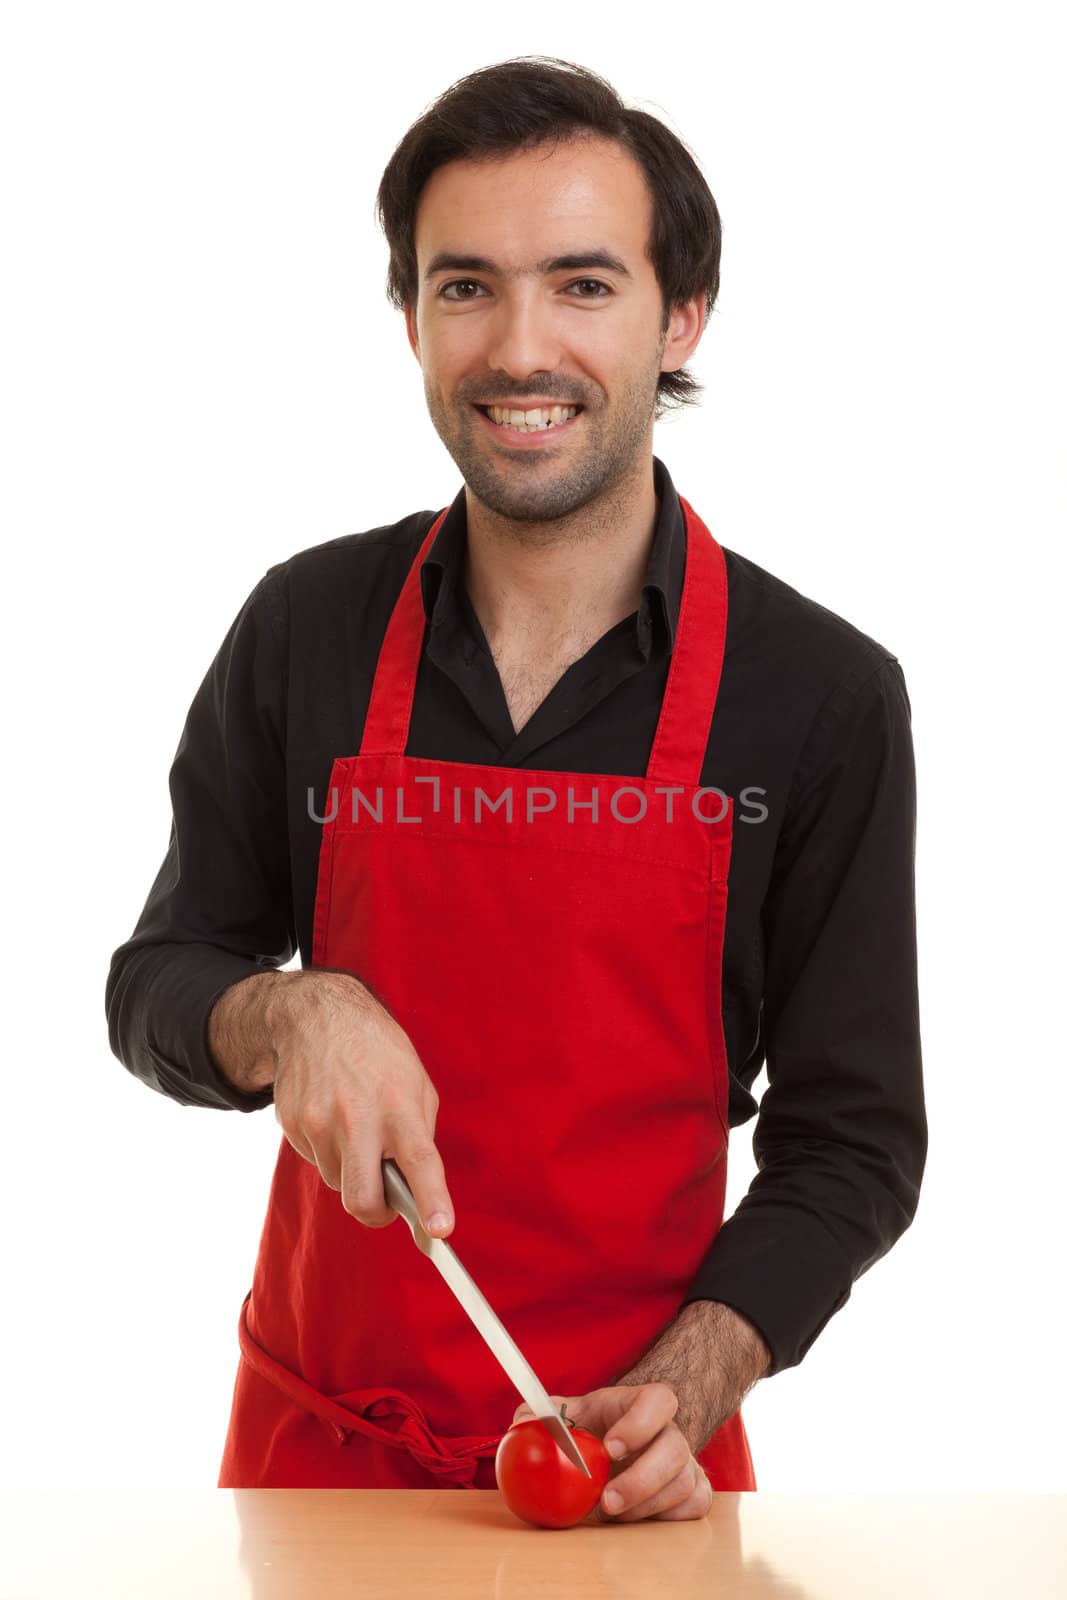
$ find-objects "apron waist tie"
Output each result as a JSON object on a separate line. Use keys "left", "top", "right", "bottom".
{"left": 237, "top": 1291, "right": 505, "bottom": 1487}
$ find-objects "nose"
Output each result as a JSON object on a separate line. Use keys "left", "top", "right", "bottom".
{"left": 485, "top": 287, "right": 565, "bottom": 388}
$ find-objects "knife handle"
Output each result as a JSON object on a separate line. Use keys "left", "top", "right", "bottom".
{"left": 381, "top": 1158, "right": 433, "bottom": 1256}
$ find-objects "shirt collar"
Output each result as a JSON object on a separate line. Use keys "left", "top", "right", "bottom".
{"left": 419, "top": 453, "right": 684, "bottom": 658}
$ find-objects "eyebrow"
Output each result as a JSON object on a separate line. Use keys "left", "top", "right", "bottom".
{"left": 423, "top": 248, "right": 633, "bottom": 284}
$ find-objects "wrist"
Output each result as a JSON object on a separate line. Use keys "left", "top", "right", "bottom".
{"left": 208, "top": 970, "right": 296, "bottom": 1093}
{"left": 684, "top": 1299, "right": 773, "bottom": 1382}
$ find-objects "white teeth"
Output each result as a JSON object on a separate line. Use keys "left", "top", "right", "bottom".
{"left": 485, "top": 404, "right": 579, "bottom": 432}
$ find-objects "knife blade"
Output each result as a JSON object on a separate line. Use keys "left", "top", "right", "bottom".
{"left": 381, "top": 1157, "right": 592, "bottom": 1479}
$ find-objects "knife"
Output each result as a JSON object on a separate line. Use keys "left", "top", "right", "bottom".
{"left": 381, "top": 1157, "right": 592, "bottom": 1479}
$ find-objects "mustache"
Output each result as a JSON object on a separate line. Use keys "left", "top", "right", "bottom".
{"left": 464, "top": 396, "right": 587, "bottom": 408}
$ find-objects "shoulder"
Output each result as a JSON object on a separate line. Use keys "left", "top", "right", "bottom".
{"left": 716, "top": 544, "right": 912, "bottom": 811}
{"left": 243, "top": 510, "right": 442, "bottom": 655}
{"left": 262, "top": 508, "right": 440, "bottom": 600}
{"left": 721, "top": 544, "right": 899, "bottom": 687}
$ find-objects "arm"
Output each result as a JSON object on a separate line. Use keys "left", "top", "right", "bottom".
{"left": 613, "top": 1298, "right": 771, "bottom": 1453}
{"left": 104, "top": 567, "right": 297, "bottom": 1111}
{"left": 682, "top": 654, "right": 928, "bottom": 1374}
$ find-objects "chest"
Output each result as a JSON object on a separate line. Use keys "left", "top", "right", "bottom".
{"left": 492, "top": 636, "right": 598, "bottom": 736}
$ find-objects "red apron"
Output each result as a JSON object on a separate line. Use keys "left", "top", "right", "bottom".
{"left": 218, "top": 493, "right": 757, "bottom": 1492}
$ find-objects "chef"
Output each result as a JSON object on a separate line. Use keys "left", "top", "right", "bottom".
{"left": 106, "top": 57, "right": 927, "bottom": 1521}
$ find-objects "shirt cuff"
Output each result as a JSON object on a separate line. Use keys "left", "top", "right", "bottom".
{"left": 681, "top": 1205, "right": 854, "bottom": 1376}
{"left": 136, "top": 945, "right": 278, "bottom": 1112}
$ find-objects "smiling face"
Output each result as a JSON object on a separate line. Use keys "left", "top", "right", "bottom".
{"left": 404, "top": 134, "right": 705, "bottom": 525}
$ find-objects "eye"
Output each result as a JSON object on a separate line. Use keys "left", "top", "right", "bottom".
{"left": 439, "top": 279, "right": 485, "bottom": 300}
{"left": 437, "top": 277, "right": 613, "bottom": 301}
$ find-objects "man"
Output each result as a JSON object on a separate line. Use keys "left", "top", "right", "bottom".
{"left": 106, "top": 57, "right": 926, "bottom": 1520}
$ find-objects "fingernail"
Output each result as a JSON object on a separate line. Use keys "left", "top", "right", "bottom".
{"left": 603, "top": 1489, "right": 622, "bottom": 1512}
{"left": 426, "top": 1212, "right": 451, "bottom": 1233}
{"left": 606, "top": 1438, "right": 626, "bottom": 1459}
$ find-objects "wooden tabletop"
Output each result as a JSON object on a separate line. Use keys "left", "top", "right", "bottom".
{"left": 1, "top": 1490, "right": 1064, "bottom": 1598}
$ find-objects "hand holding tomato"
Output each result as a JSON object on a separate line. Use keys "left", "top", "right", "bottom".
{"left": 508, "top": 1383, "right": 713, "bottom": 1525}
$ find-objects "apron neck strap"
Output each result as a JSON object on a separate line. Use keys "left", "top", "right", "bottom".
{"left": 360, "top": 494, "right": 728, "bottom": 788}
{"left": 360, "top": 509, "right": 449, "bottom": 759}
{"left": 645, "top": 495, "right": 728, "bottom": 788}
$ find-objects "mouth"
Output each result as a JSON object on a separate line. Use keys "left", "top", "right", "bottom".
{"left": 472, "top": 403, "right": 584, "bottom": 449}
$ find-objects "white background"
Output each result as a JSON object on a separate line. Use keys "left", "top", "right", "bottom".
{"left": 2, "top": 3, "right": 1063, "bottom": 1494}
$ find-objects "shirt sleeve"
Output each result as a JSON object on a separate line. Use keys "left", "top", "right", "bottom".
{"left": 104, "top": 566, "right": 295, "bottom": 1111}
{"left": 682, "top": 654, "right": 927, "bottom": 1375}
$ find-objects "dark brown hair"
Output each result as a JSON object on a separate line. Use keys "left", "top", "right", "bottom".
{"left": 375, "top": 56, "right": 722, "bottom": 419}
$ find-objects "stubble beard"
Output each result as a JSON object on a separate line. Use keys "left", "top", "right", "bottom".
{"left": 423, "top": 351, "right": 664, "bottom": 547}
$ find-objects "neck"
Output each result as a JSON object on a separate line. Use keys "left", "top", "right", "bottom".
{"left": 463, "top": 457, "right": 659, "bottom": 645}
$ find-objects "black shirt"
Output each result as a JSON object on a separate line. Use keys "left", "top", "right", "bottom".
{"left": 105, "top": 454, "right": 927, "bottom": 1378}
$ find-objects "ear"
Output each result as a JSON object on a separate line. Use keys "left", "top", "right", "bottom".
{"left": 660, "top": 292, "right": 707, "bottom": 375}
{"left": 403, "top": 302, "right": 421, "bottom": 366}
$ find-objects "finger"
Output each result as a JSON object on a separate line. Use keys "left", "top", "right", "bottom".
{"left": 339, "top": 1142, "right": 396, "bottom": 1226}
{"left": 390, "top": 1122, "right": 454, "bottom": 1237}
{"left": 520, "top": 1382, "right": 675, "bottom": 1445}
{"left": 616, "top": 1457, "right": 711, "bottom": 1523}
{"left": 281, "top": 1124, "right": 316, "bottom": 1166}
{"left": 643, "top": 1462, "right": 714, "bottom": 1522}
{"left": 295, "top": 1098, "right": 350, "bottom": 1191}
{"left": 305, "top": 1125, "right": 344, "bottom": 1192}
{"left": 513, "top": 1395, "right": 572, "bottom": 1425}
{"left": 515, "top": 1384, "right": 674, "bottom": 1447}
{"left": 598, "top": 1382, "right": 679, "bottom": 1462}
{"left": 597, "top": 1422, "right": 691, "bottom": 1520}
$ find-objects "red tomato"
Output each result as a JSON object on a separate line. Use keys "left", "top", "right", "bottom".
{"left": 495, "top": 1404, "right": 612, "bottom": 1529}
